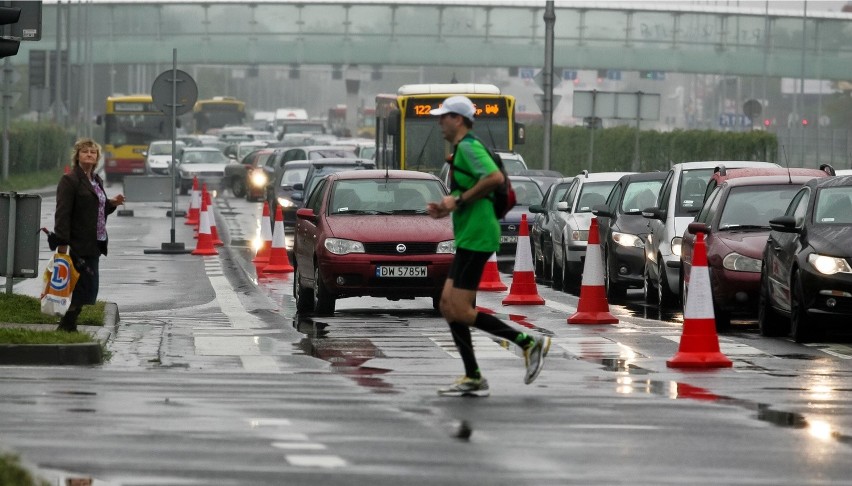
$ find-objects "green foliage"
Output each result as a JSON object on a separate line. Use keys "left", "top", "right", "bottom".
{"left": 6, "top": 122, "right": 71, "bottom": 175}
{"left": 517, "top": 125, "right": 778, "bottom": 175}
{"left": 0, "top": 453, "right": 50, "bottom": 486}
{"left": 0, "top": 293, "right": 105, "bottom": 326}
{"left": 0, "top": 167, "right": 64, "bottom": 192}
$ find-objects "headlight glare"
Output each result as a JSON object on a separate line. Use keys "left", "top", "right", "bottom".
{"left": 613, "top": 231, "right": 643, "bottom": 248}
{"left": 277, "top": 197, "right": 296, "bottom": 208}
{"left": 250, "top": 170, "right": 268, "bottom": 187}
{"left": 437, "top": 240, "right": 456, "bottom": 254}
{"left": 722, "top": 252, "right": 762, "bottom": 272}
{"left": 570, "top": 230, "right": 589, "bottom": 241}
{"left": 808, "top": 253, "right": 852, "bottom": 275}
{"left": 324, "top": 238, "right": 365, "bottom": 255}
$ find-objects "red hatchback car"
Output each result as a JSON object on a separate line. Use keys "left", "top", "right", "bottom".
{"left": 293, "top": 170, "right": 455, "bottom": 315}
{"left": 681, "top": 169, "right": 832, "bottom": 329}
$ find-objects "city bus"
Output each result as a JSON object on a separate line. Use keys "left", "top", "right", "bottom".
{"left": 374, "top": 84, "right": 524, "bottom": 174}
{"left": 99, "top": 94, "right": 171, "bottom": 182}
{"left": 193, "top": 96, "right": 246, "bottom": 133}
{"left": 327, "top": 104, "right": 377, "bottom": 138}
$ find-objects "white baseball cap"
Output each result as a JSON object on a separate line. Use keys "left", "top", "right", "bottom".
{"left": 430, "top": 96, "right": 476, "bottom": 122}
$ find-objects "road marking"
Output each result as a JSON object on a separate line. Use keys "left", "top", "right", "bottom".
{"left": 662, "top": 335, "right": 770, "bottom": 357}
{"left": 286, "top": 455, "right": 348, "bottom": 468}
{"left": 804, "top": 343, "right": 852, "bottom": 359}
{"left": 424, "top": 331, "right": 516, "bottom": 359}
{"left": 272, "top": 442, "right": 327, "bottom": 450}
{"left": 555, "top": 336, "right": 645, "bottom": 359}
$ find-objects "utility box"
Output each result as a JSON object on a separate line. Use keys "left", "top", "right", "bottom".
{"left": 0, "top": 192, "right": 42, "bottom": 278}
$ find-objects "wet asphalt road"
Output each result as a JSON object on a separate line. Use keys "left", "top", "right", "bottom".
{"left": 2, "top": 191, "right": 852, "bottom": 485}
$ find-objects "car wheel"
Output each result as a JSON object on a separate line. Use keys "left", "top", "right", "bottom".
{"left": 543, "top": 245, "right": 553, "bottom": 282}
{"left": 604, "top": 252, "right": 626, "bottom": 300}
{"left": 643, "top": 264, "right": 655, "bottom": 304}
{"left": 534, "top": 240, "right": 544, "bottom": 279}
{"left": 790, "top": 272, "right": 816, "bottom": 343}
{"left": 313, "top": 263, "right": 336, "bottom": 316}
{"left": 432, "top": 292, "right": 442, "bottom": 313}
{"left": 293, "top": 266, "right": 314, "bottom": 313}
{"left": 562, "top": 244, "right": 579, "bottom": 293}
{"left": 714, "top": 305, "right": 732, "bottom": 332}
{"left": 758, "top": 270, "right": 788, "bottom": 337}
{"left": 551, "top": 246, "right": 563, "bottom": 290}
{"left": 232, "top": 178, "right": 247, "bottom": 198}
{"left": 657, "top": 258, "right": 677, "bottom": 308}
{"left": 680, "top": 274, "right": 688, "bottom": 309}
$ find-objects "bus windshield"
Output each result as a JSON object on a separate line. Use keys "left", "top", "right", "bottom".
{"left": 404, "top": 117, "right": 509, "bottom": 174}
{"left": 105, "top": 113, "right": 170, "bottom": 146}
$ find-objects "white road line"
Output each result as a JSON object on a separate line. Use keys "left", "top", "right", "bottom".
{"left": 804, "top": 343, "right": 852, "bottom": 360}
{"left": 286, "top": 455, "right": 347, "bottom": 468}
{"left": 661, "top": 335, "right": 770, "bottom": 357}
{"left": 272, "top": 442, "right": 327, "bottom": 450}
{"left": 554, "top": 336, "right": 644, "bottom": 359}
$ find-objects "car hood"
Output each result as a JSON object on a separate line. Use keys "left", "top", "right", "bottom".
{"left": 611, "top": 213, "right": 651, "bottom": 236}
{"left": 714, "top": 230, "right": 770, "bottom": 259}
{"left": 806, "top": 225, "right": 852, "bottom": 257}
{"left": 325, "top": 215, "right": 454, "bottom": 242}
{"left": 180, "top": 163, "right": 227, "bottom": 173}
{"left": 147, "top": 155, "right": 174, "bottom": 166}
{"left": 501, "top": 205, "right": 535, "bottom": 224}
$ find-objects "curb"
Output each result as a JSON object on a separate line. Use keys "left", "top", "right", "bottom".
{"left": 0, "top": 302, "right": 119, "bottom": 366}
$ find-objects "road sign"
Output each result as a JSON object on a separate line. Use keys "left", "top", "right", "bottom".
{"left": 533, "top": 70, "right": 559, "bottom": 91}
{"left": 743, "top": 99, "right": 762, "bottom": 119}
{"left": 151, "top": 69, "right": 198, "bottom": 116}
{"left": 519, "top": 67, "right": 535, "bottom": 79}
{"left": 533, "top": 93, "right": 562, "bottom": 112}
{"left": 562, "top": 69, "right": 577, "bottom": 80}
{"left": 718, "top": 113, "right": 752, "bottom": 127}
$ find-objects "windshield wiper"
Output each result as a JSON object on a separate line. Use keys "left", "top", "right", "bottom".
{"left": 337, "top": 209, "right": 380, "bottom": 215}
{"left": 391, "top": 209, "right": 428, "bottom": 215}
{"left": 719, "top": 224, "right": 769, "bottom": 231}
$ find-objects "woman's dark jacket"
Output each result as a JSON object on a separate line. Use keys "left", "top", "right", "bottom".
{"left": 54, "top": 166, "right": 118, "bottom": 257}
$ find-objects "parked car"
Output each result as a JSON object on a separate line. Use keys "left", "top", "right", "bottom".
{"left": 497, "top": 176, "right": 545, "bottom": 264}
{"left": 437, "top": 151, "right": 528, "bottom": 188}
{"left": 176, "top": 147, "right": 231, "bottom": 195}
{"left": 529, "top": 177, "right": 576, "bottom": 281}
{"left": 518, "top": 169, "right": 563, "bottom": 194}
{"left": 144, "top": 140, "right": 185, "bottom": 176}
{"left": 641, "top": 161, "right": 780, "bottom": 307}
{"left": 759, "top": 175, "right": 852, "bottom": 342}
{"left": 223, "top": 147, "right": 274, "bottom": 199}
{"left": 681, "top": 170, "right": 831, "bottom": 329}
{"left": 292, "top": 170, "right": 454, "bottom": 315}
{"left": 551, "top": 171, "right": 633, "bottom": 290}
{"left": 592, "top": 172, "right": 666, "bottom": 299}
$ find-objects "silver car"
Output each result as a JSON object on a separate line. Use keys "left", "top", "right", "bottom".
{"left": 177, "top": 147, "right": 231, "bottom": 195}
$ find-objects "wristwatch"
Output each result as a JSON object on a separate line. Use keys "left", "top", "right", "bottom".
{"left": 454, "top": 195, "right": 465, "bottom": 209}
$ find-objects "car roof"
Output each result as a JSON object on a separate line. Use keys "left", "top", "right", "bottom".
{"left": 576, "top": 171, "right": 635, "bottom": 182}
{"left": 331, "top": 169, "right": 439, "bottom": 181}
{"left": 618, "top": 172, "right": 667, "bottom": 183}
{"left": 711, "top": 166, "right": 831, "bottom": 183}
{"left": 306, "top": 158, "right": 374, "bottom": 167}
{"left": 182, "top": 146, "right": 222, "bottom": 152}
{"left": 807, "top": 174, "right": 852, "bottom": 189}
{"left": 282, "top": 160, "right": 314, "bottom": 168}
{"left": 675, "top": 161, "right": 779, "bottom": 170}
{"left": 722, "top": 174, "right": 828, "bottom": 188}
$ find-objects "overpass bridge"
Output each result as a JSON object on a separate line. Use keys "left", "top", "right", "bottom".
{"left": 19, "top": 1, "right": 852, "bottom": 80}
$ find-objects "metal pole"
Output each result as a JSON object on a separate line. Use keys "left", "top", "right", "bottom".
{"left": 633, "top": 91, "right": 643, "bottom": 172}
{"left": 2, "top": 58, "right": 10, "bottom": 181}
{"left": 588, "top": 90, "right": 596, "bottom": 171}
{"left": 542, "top": 1, "right": 555, "bottom": 171}
{"left": 4, "top": 192, "right": 16, "bottom": 294}
{"left": 799, "top": 0, "right": 807, "bottom": 166}
{"left": 762, "top": 0, "right": 769, "bottom": 127}
{"left": 54, "top": 1, "right": 62, "bottom": 123}
{"left": 170, "top": 48, "right": 177, "bottom": 244}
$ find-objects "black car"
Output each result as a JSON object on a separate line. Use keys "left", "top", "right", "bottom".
{"left": 266, "top": 160, "right": 312, "bottom": 227}
{"left": 497, "top": 176, "right": 545, "bottom": 264}
{"left": 592, "top": 172, "right": 666, "bottom": 298}
{"left": 759, "top": 175, "right": 852, "bottom": 342}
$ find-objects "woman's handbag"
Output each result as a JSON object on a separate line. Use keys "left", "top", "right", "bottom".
{"left": 40, "top": 252, "right": 80, "bottom": 316}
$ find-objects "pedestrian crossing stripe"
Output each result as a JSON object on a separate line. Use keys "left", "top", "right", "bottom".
{"left": 554, "top": 336, "right": 645, "bottom": 359}
{"left": 662, "top": 335, "right": 770, "bottom": 357}
{"left": 423, "top": 331, "right": 516, "bottom": 359}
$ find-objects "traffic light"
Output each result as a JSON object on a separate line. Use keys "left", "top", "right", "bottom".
{"left": 0, "top": 6, "right": 21, "bottom": 59}
{"left": 763, "top": 118, "right": 771, "bottom": 127}
{"left": 801, "top": 118, "right": 809, "bottom": 126}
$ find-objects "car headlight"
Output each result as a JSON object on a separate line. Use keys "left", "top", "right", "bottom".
{"left": 570, "top": 230, "right": 589, "bottom": 241}
{"left": 808, "top": 253, "right": 852, "bottom": 275}
{"left": 671, "top": 236, "right": 682, "bottom": 257}
{"left": 722, "top": 252, "right": 762, "bottom": 272}
{"left": 324, "top": 238, "right": 365, "bottom": 255}
{"left": 437, "top": 239, "right": 456, "bottom": 254}
{"left": 613, "top": 231, "right": 643, "bottom": 248}
{"left": 250, "top": 170, "right": 268, "bottom": 187}
{"left": 277, "top": 197, "right": 297, "bottom": 208}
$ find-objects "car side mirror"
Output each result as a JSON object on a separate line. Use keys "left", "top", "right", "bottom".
{"left": 529, "top": 204, "right": 544, "bottom": 214}
{"left": 642, "top": 207, "right": 666, "bottom": 220}
{"left": 556, "top": 201, "right": 569, "bottom": 211}
{"left": 769, "top": 215, "right": 799, "bottom": 233}
{"left": 296, "top": 208, "right": 316, "bottom": 222}
{"left": 591, "top": 204, "right": 612, "bottom": 218}
{"left": 687, "top": 221, "right": 709, "bottom": 234}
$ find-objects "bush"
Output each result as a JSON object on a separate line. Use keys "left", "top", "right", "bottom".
{"left": 518, "top": 125, "right": 778, "bottom": 174}
{"left": 7, "top": 122, "right": 70, "bottom": 175}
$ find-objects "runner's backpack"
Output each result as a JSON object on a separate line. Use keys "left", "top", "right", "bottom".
{"left": 447, "top": 134, "right": 517, "bottom": 219}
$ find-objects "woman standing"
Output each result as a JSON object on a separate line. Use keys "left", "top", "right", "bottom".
{"left": 54, "top": 138, "right": 125, "bottom": 332}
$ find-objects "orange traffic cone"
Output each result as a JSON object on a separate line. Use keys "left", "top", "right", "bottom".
{"left": 479, "top": 252, "right": 507, "bottom": 291}
{"left": 194, "top": 183, "right": 209, "bottom": 237}
{"left": 191, "top": 196, "right": 218, "bottom": 256}
{"left": 568, "top": 217, "right": 618, "bottom": 324}
{"left": 205, "top": 191, "right": 223, "bottom": 246}
{"left": 667, "top": 232, "right": 732, "bottom": 369}
{"left": 185, "top": 177, "right": 200, "bottom": 226}
{"left": 502, "top": 214, "right": 544, "bottom": 305}
{"left": 253, "top": 202, "right": 273, "bottom": 265}
{"left": 262, "top": 205, "right": 294, "bottom": 273}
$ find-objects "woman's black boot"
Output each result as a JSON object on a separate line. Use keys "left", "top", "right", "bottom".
{"left": 57, "top": 307, "right": 81, "bottom": 332}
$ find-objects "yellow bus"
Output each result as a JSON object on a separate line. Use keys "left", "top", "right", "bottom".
{"left": 99, "top": 94, "right": 171, "bottom": 182}
{"left": 375, "top": 84, "right": 524, "bottom": 174}
{"left": 193, "top": 96, "right": 246, "bottom": 133}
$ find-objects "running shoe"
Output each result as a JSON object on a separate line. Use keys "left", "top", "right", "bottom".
{"left": 437, "top": 376, "right": 490, "bottom": 397}
{"left": 523, "top": 335, "right": 551, "bottom": 384}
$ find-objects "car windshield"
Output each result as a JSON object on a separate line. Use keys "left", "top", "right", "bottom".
{"left": 622, "top": 180, "right": 664, "bottom": 213}
{"left": 502, "top": 156, "right": 526, "bottom": 175}
{"left": 330, "top": 179, "right": 445, "bottom": 214}
{"left": 512, "top": 180, "right": 544, "bottom": 206}
{"left": 181, "top": 150, "right": 229, "bottom": 164}
{"left": 575, "top": 181, "right": 616, "bottom": 213}
{"left": 814, "top": 187, "right": 852, "bottom": 224}
{"left": 677, "top": 168, "right": 714, "bottom": 216}
{"left": 305, "top": 164, "right": 373, "bottom": 196}
{"left": 308, "top": 149, "right": 357, "bottom": 160}
{"left": 718, "top": 184, "right": 802, "bottom": 230}
{"left": 280, "top": 167, "right": 309, "bottom": 187}
{"left": 148, "top": 143, "right": 180, "bottom": 156}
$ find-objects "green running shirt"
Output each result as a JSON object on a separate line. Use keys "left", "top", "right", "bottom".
{"left": 451, "top": 134, "right": 501, "bottom": 252}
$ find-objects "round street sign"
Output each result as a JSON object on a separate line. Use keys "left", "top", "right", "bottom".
{"left": 151, "top": 69, "right": 198, "bottom": 116}
{"left": 742, "top": 99, "right": 763, "bottom": 120}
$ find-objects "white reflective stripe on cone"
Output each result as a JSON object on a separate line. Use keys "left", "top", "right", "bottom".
{"left": 581, "top": 243, "right": 604, "bottom": 286}
{"left": 199, "top": 207, "right": 211, "bottom": 234}
{"left": 261, "top": 215, "right": 272, "bottom": 240}
{"left": 514, "top": 235, "right": 534, "bottom": 272}
{"left": 272, "top": 219, "right": 286, "bottom": 247}
{"left": 684, "top": 266, "right": 715, "bottom": 319}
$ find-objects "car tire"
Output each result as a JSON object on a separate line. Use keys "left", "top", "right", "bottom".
{"left": 313, "top": 263, "right": 336, "bottom": 316}
{"left": 714, "top": 305, "right": 732, "bottom": 332}
{"left": 432, "top": 292, "right": 442, "bottom": 313}
{"left": 790, "top": 272, "right": 816, "bottom": 343}
{"left": 643, "top": 264, "right": 655, "bottom": 304}
{"left": 551, "top": 245, "right": 563, "bottom": 290}
{"left": 232, "top": 178, "right": 247, "bottom": 199}
{"left": 758, "top": 271, "right": 788, "bottom": 337}
{"left": 657, "top": 258, "right": 677, "bottom": 308}
{"left": 293, "top": 266, "right": 314, "bottom": 313}
{"left": 562, "top": 245, "right": 579, "bottom": 293}
{"left": 680, "top": 274, "right": 688, "bottom": 310}
{"left": 604, "top": 252, "right": 626, "bottom": 300}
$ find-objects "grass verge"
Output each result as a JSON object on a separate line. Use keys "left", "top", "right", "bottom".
{"left": 0, "top": 328, "right": 94, "bottom": 344}
{"left": 0, "top": 293, "right": 105, "bottom": 326}
{"left": 0, "top": 453, "right": 50, "bottom": 486}
{"left": 0, "top": 168, "right": 63, "bottom": 192}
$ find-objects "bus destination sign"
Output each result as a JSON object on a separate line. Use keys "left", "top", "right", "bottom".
{"left": 407, "top": 97, "right": 507, "bottom": 119}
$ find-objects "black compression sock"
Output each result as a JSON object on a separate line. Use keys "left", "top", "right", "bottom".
{"left": 473, "top": 312, "right": 533, "bottom": 347}
{"left": 449, "top": 322, "right": 481, "bottom": 379}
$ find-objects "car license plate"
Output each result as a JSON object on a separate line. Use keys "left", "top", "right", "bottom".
{"left": 376, "top": 266, "right": 427, "bottom": 277}
{"left": 500, "top": 236, "right": 518, "bottom": 243}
